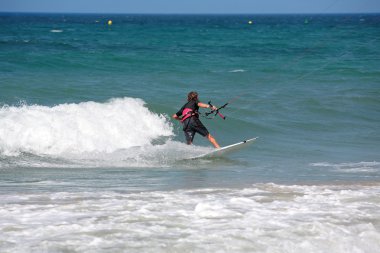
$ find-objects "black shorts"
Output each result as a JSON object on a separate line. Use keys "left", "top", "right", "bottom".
{"left": 182, "top": 117, "right": 209, "bottom": 143}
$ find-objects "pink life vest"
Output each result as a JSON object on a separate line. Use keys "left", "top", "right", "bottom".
{"left": 181, "top": 108, "right": 195, "bottom": 123}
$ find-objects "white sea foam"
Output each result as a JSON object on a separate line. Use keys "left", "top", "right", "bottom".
{"left": 229, "top": 69, "right": 246, "bottom": 73}
{"left": 58, "top": 140, "right": 212, "bottom": 168}
{"left": 0, "top": 98, "right": 215, "bottom": 167}
{"left": 0, "top": 183, "right": 379, "bottom": 252}
{"left": 0, "top": 98, "right": 173, "bottom": 156}
{"left": 311, "top": 161, "right": 380, "bottom": 173}
{"left": 50, "top": 29, "right": 63, "bottom": 33}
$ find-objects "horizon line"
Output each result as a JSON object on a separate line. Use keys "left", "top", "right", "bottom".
{"left": 1, "top": 11, "right": 380, "bottom": 15}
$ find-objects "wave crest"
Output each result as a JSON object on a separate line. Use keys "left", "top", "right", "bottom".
{"left": 0, "top": 98, "right": 173, "bottom": 156}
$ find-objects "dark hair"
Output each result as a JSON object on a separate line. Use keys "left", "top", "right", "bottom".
{"left": 187, "top": 91, "right": 198, "bottom": 101}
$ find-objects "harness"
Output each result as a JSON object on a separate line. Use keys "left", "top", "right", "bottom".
{"left": 181, "top": 108, "right": 197, "bottom": 123}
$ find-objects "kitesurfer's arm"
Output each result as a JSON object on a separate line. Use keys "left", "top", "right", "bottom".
{"left": 172, "top": 114, "right": 181, "bottom": 121}
{"left": 198, "top": 102, "right": 217, "bottom": 111}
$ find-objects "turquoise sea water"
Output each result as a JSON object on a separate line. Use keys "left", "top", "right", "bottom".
{"left": 1, "top": 13, "right": 380, "bottom": 252}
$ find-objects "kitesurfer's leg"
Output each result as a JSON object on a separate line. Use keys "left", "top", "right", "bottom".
{"left": 184, "top": 130, "right": 195, "bottom": 145}
{"left": 207, "top": 134, "right": 220, "bottom": 148}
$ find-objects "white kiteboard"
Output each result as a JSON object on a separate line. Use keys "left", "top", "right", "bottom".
{"left": 190, "top": 137, "right": 258, "bottom": 159}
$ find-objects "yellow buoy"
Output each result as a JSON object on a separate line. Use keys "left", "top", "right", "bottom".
{"left": 108, "top": 20, "right": 112, "bottom": 26}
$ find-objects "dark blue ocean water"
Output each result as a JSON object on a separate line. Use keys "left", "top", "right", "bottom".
{"left": 0, "top": 13, "right": 380, "bottom": 252}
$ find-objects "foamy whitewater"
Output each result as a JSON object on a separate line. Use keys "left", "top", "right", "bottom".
{"left": 1, "top": 13, "right": 379, "bottom": 252}
{"left": 1, "top": 184, "right": 380, "bottom": 253}
{"left": 0, "top": 98, "right": 216, "bottom": 168}
{"left": 0, "top": 98, "right": 173, "bottom": 155}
